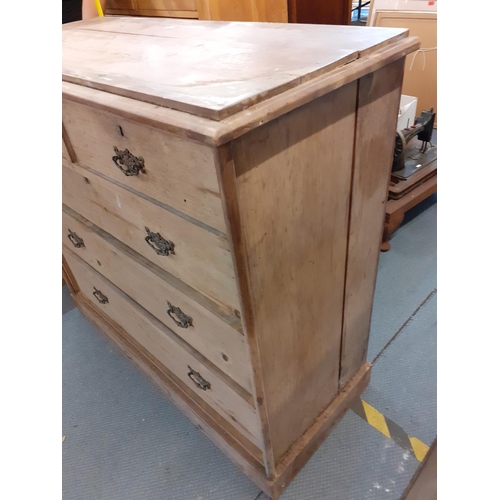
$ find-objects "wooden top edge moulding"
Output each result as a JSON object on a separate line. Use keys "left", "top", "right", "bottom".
{"left": 62, "top": 17, "right": 409, "bottom": 121}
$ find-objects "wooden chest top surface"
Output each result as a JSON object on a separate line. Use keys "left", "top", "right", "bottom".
{"left": 62, "top": 17, "right": 407, "bottom": 120}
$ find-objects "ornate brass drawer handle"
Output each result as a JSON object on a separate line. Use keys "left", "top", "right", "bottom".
{"left": 112, "top": 146, "right": 145, "bottom": 176}
{"left": 145, "top": 227, "right": 175, "bottom": 256}
{"left": 67, "top": 229, "right": 85, "bottom": 248}
{"left": 187, "top": 366, "right": 211, "bottom": 391}
{"left": 167, "top": 301, "right": 193, "bottom": 329}
{"left": 93, "top": 287, "right": 109, "bottom": 304}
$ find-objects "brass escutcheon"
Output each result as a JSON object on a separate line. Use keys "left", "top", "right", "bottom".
{"left": 167, "top": 302, "right": 193, "bottom": 329}
{"left": 187, "top": 366, "right": 211, "bottom": 391}
{"left": 112, "top": 146, "right": 145, "bottom": 176}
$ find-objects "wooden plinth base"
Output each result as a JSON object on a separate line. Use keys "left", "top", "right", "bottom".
{"left": 382, "top": 159, "right": 437, "bottom": 252}
{"left": 71, "top": 291, "right": 371, "bottom": 499}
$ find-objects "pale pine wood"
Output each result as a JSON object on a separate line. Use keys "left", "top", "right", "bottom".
{"left": 135, "top": 0, "right": 197, "bottom": 11}
{"left": 71, "top": 291, "right": 266, "bottom": 467}
{"left": 230, "top": 83, "right": 357, "bottom": 463}
{"left": 62, "top": 19, "right": 415, "bottom": 498}
{"left": 195, "top": 0, "right": 212, "bottom": 19}
{"left": 64, "top": 248, "right": 263, "bottom": 448}
{"left": 62, "top": 138, "right": 70, "bottom": 163}
{"left": 62, "top": 35, "right": 419, "bottom": 147}
{"left": 62, "top": 166, "right": 240, "bottom": 316}
{"left": 202, "top": 0, "right": 287, "bottom": 22}
{"left": 62, "top": 18, "right": 408, "bottom": 120}
{"left": 339, "top": 59, "right": 406, "bottom": 389}
{"left": 62, "top": 207, "right": 252, "bottom": 392}
{"left": 106, "top": 0, "right": 286, "bottom": 21}
{"left": 62, "top": 205, "right": 241, "bottom": 331}
{"left": 270, "top": 363, "right": 371, "bottom": 499}
{"left": 62, "top": 254, "right": 78, "bottom": 295}
{"left": 213, "top": 144, "right": 276, "bottom": 477}
{"left": 62, "top": 123, "right": 76, "bottom": 164}
{"left": 62, "top": 98, "right": 226, "bottom": 232}
{"left": 67, "top": 273, "right": 371, "bottom": 499}
{"left": 106, "top": 0, "right": 198, "bottom": 16}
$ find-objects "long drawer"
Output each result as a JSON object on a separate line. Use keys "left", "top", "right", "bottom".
{"left": 64, "top": 248, "right": 262, "bottom": 449}
{"left": 62, "top": 206, "right": 252, "bottom": 393}
{"left": 62, "top": 98, "right": 225, "bottom": 232}
{"left": 62, "top": 165, "right": 240, "bottom": 316}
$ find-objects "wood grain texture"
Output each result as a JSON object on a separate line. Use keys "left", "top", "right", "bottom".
{"left": 206, "top": 0, "right": 287, "bottom": 22}
{"left": 213, "top": 144, "right": 276, "bottom": 477}
{"left": 62, "top": 207, "right": 252, "bottom": 392}
{"left": 106, "top": 8, "right": 198, "bottom": 17}
{"left": 339, "top": 59, "right": 405, "bottom": 389}
{"left": 196, "top": 0, "right": 212, "bottom": 19}
{"left": 382, "top": 173, "right": 437, "bottom": 251}
{"left": 63, "top": 98, "right": 226, "bottom": 232}
{"left": 62, "top": 166, "right": 240, "bottom": 316}
{"left": 69, "top": 281, "right": 370, "bottom": 499}
{"left": 231, "top": 83, "right": 357, "bottom": 463}
{"left": 135, "top": 0, "right": 197, "bottom": 10}
{"left": 62, "top": 123, "right": 76, "bottom": 164}
{"left": 62, "top": 17, "right": 408, "bottom": 120}
{"left": 106, "top": 0, "right": 198, "bottom": 15}
{"left": 62, "top": 36, "right": 418, "bottom": 148}
{"left": 61, "top": 18, "right": 416, "bottom": 497}
{"left": 62, "top": 254, "right": 79, "bottom": 295}
{"left": 270, "top": 363, "right": 371, "bottom": 499}
{"left": 107, "top": 0, "right": 286, "bottom": 21}
{"left": 64, "top": 248, "right": 263, "bottom": 448}
{"left": 70, "top": 291, "right": 266, "bottom": 468}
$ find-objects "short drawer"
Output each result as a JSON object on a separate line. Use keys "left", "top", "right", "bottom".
{"left": 62, "top": 166, "right": 240, "bottom": 316}
{"left": 62, "top": 207, "right": 252, "bottom": 393}
{"left": 62, "top": 98, "right": 225, "bottom": 233}
{"left": 64, "top": 248, "right": 262, "bottom": 449}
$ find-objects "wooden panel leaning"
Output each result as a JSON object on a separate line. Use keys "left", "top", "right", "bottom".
{"left": 62, "top": 18, "right": 419, "bottom": 499}
{"left": 105, "top": 0, "right": 288, "bottom": 21}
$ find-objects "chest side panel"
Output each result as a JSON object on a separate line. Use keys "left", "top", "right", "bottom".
{"left": 339, "top": 59, "right": 406, "bottom": 388}
{"left": 230, "top": 83, "right": 357, "bottom": 462}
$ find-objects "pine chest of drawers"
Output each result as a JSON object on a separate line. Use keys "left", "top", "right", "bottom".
{"left": 62, "top": 17, "right": 419, "bottom": 499}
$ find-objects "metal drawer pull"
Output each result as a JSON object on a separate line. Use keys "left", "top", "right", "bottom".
{"left": 67, "top": 229, "right": 85, "bottom": 248}
{"left": 167, "top": 301, "right": 193, "bottom": 329}
{"left": 93, "top": 287, "right": 109, "bottom": 304}
{"left": 112, "top": 146, "right": 145, "bottom": 176}
{"left": 145, "top": 227, "right": 175, "bottom": 256}
{"left": 187, "top": 366, "right": 211, "bottom": 391}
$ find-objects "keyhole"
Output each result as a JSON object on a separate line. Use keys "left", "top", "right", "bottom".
{"left": 118, "top": 125, "right": 124, "bottom": 137}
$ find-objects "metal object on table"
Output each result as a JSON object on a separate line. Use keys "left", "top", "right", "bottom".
{"left": 392, "top": 108, "right": 436, "bottom": 173}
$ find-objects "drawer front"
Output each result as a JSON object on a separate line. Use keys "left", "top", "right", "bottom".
{"left": 62, "top": 166, "right": 240, "bottom": 316}
{"left": 62, "top": 98, "right": 225, "bottom": 233}
{"left": 62, "top": 138, "right": 70, "bottom": 163}
{"left": 62, "top": 208, "right": 252, "bottom": 393}
{"left": 64, "top": 248, "right": 262, "bottom": 449}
